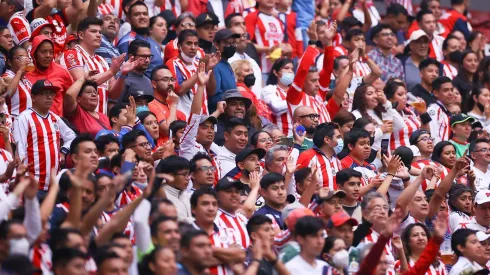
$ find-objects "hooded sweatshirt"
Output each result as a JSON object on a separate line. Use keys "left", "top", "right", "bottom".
{"left": 26, "top": 35, "right": 73, "bottom": 117}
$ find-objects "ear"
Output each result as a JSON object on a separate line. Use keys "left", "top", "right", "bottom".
{"left": 321, "top": 252, "right": 330, "bottom": 262}
{"left": 149, "top": 261, "right": 156, "bottom": 272}
{"left": 250, "top": 231, "right": 259, "bottom": 241}
{"left": 151, "top": 80, "right": 157, "bottom": 89}
{"left": 110, "top": 116, "right": 118, "bottom": 125}
{"left": 237, "top": 162, "right": 244, "bottom": 170}
{"left": 224, "top": 131, "right": 230, "bottom": 141}
{"left": 456, "top": 244, "right": 464, "bottom": 255}
{"left": 259, "top": 188, "right": 266, "bottom": 198}
{"left": 348, "top": 143, "right": 354, "bottom": 151}
{"left": 70, "top": 153, "right": 77, "bottom": 164}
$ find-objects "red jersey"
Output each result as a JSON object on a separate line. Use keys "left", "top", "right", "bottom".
{"left": 8, "top": 11, "right": 31, "bottom": 46}
{"left": 103, "top": 0, "right": 124, "bottom": 19}
{"left": 277, "top": 9, "right": 303, "bottom": 58}
{"left": 297, "top": 148, "right": 341, "bottom": 190}
{"left": 153, "top": 0, "right": 182, "bottom": 17}
{"left": 362, "top": 230, "right": 396, "bottom": 275}
{"left": 67, "top": 105, "right": 112, "bottom": 138}
{"left": 395, "top": 258, "right": 447, "bottom": 275}
{"left": 187, "top": 0, "right": 243, "bottom": 20}
{"left": 262, "top": 85, "right": 293, "bottom": 136}
{"left": 3, "top": 70, "right": 32, "bottom": 118}
{"left": 163, "top": 39, "right": 205, "bottom": 63}
{"left": 98, "top": 209, "right": 136, "bottom": 244}
{"left": 411, "top": 159, "right": 441, "bottom": 191}
{"left": 441, "top": 61, "right": 458, "bottom": 80}
{"left": 216, "top": 209, "right": 250, "bottom": 249}
{"left": 429, "top": 35, "right": 444, "bottom": 62}
{"left": 439, "top": 10, "right": 471, "bottom": 36}
{"left": 115, "top": 184, "right": 143, "bottom": 208}
{"left": 60, "top": 44, "right": 111, "bottom": 114}
{"left": 13, "top": 109, "right": 76, "bottom": 190}
{"left": 390, "top": 108, "right": 421, "bottom": 150}
{"left": 26, "top": 9, "right": 70, "bottom": 56}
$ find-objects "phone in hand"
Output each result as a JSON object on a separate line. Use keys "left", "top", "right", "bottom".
{"left": 0, "top": 113, "right": 6, "bottom": 125}
{"left": 381, "top": 139, "right": 389, "bottom": 157}
{"left": 278, "top": 137, "right": 294, "bottom": 148}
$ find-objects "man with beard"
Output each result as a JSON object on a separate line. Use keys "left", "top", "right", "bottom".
{"left": 217, "top": 118, "right": 249, "bottom": 176}
{"left": 96, "top": 14, "right": 121, "bottom": 66}
{"left": 60, "top": 17, "right": 128, "bottom": 114}
{"left": 404, "top": 30, "right": 431, "bottom": 91}
{"left": 408, "top": 58, "right": 440, "bottom": 105}
{"left": 292, "top": 106, "right": 319, "bottom": 152}
{"left": 118, "top": 2, "right": 164, "bottom": 77}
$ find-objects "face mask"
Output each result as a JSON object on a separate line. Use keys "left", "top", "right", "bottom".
{"left": 477, "top": 102, "right": 485, "bottom": 112}
{"left": 333, "top": 138, "right": 344, "bottom": 155}
{"left": 136, "top": 105, "right": 149, "bottom": 114}
{"left": 9, "top": 238, "right": 30, "bottom": 256}
{"left": 279, "top": 72, "right": 294, "bottom": 86}
{"left": 305, "top": 126, "right": 316, "bottom": 135}
{"left": 222, "top": 45, "right": 236, "bottom": 59}
{"left": 448, "top": 50, "right": 462, "bottom": 64}
{"left": 180, "top": 51, "right": 196, "bottom": 63}
{"left": 331, "top": 249, "right": 350, "bottom": 268}
{"left": 243, "top": 74, "right": 256, "bottom": 87}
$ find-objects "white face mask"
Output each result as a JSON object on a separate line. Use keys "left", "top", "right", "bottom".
{"left": 279, "top": 72, "right": 294, "bottom": 86}
{"left": 333, "top": 138, "right": 344, "bottom": 155}
{"left": 9, "top": 238, "right": 30, "bottom": 256}
{"left": 331, "top": 249, "right": 350, "bottom": 268}
{"left": 180, "top": 50, "right": 196, "bottom": 63}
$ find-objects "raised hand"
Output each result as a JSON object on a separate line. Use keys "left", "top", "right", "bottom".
{"left": 125, "top": 96, "right": 137, "bottom": 126}
{"left": 110, "top": 53, "right": 126, "bottom": 75}
{"left": 205, "top": 51, "right": 220, "bottom": 70}
{"left": 381, "top": 120, "right": 394, "bottom": 134}
{"left": 454, "top": 156, "right": 470, "bottom": 172}
{"left": 197, "top": 61, "right": 212, "bottom": 85}
{"left": 292, "top": 123, "right": 305, "bottom": 145}
{"left": 161, "top": 139, "right": 175, "bottom": 157}
{"left": 152, "top": 146, "right": 165, "bottom": 161}
{"left": 285, "top": 155, "right": 299, "bottom": 175}
{"left": 421, "top": 165, "right": 436, "bottom": 180}
{"left": 166, "top": 91, "right": 179, "bottom": 106}
{"left": 249, "top": 171, "right": 260, "bottom": 190}
{"left": 386, "top": 155, "right": 401, "bottom": 175}
{"left": 325, "top": 20, "right": 337, "bottom": 41}
{"left": 23, "top": 176, "right": 39, "bottom": 200}
{"left": 382, "top": 207, "right": 403, "bottom": 237}
{"left": 432, "top": 211, "right": 448, "bottom": 239}
{"left": 370, "top": 174, "right": 384, "bottom": 188}
{"left": 216, "top": 101, "right": 226, "bottom": 115}
{"left": 120, "top": 56, "right": 140, "bottom": 75}
{"left": 307, "top": 21, "right": 318, "bottom": 42}
{"left": 0, "top": 125, "right": 9, "bottom": 141}
{"left": 392, "top": 236, "right": 403, "bottom": 251}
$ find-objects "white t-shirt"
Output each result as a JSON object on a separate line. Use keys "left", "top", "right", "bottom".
{"left": 448, "top": 256, "right": 483, "bottom": 275}
{"left": 471, "top": 166, "right": 490, "bottom": 191}
{"left": 449, "top": 211, "right": 472, "bottom": 233}
{"left": 285, "top": 255, "right": 328, "bottom": 274}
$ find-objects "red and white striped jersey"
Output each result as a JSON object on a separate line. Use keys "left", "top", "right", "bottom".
{"left": 8, "top": 11, "right": 31, "bottom": 46}
{"left": 297, "top": 148, "right": 341, "bottom": 190}
{"left": 353, "top": 60, "right": 371, "bottom": 78}
{"left": 3, "top": 70, "right": 32, "bottom": 117}
{"left": 192, "top": 222, "right": 237, "bottom": 275}
{"left": 362, "top": 230, "right": 396, "bottom": 275}
{"left": 216, "top": 209, "right": 250, "bottom": 249}
{"left": 429, "top": 35, "right": 445, "bottom": 62}
{"left": 245, "top": 11, "right": 285, "bottom": 72}
{"left": 262, "top": 85, "right": 293, "bottom": 136}
{"left": 395, "top": 258, "right": 447, "bottom": 275}
{"left": 97, "top": 209, "right": 136, "bottom": 245}
{"left": 390, "top": 109, "right": 421, "bottom": 150}
{"left": 0, "top": 149, "right": 13, "bottom": 192}
{"left": 114, "top": 184, "right": 143, "bottom": 208}
{"left": 151, "top": 0, "right": 182, "bottom": 18}
{"left": 98, "top": 3, "right": 115, "bottom": 16}
{"left": 334, "top": 45, "right": 348, "bottom": 57}
{"left": 427, "top": 102, "right": 450, "bottom": 144}
{"left": 166, "top": 57, "right": 208, "bottom": 118}
{"left": 13, "top": 109, "right": 76, "bottom": 190}
{"left": 60, "top": 44, "right": 111, "bottom": 114}
{"left": 163, "top": 39, "right": 205, "bottom": 63}
{"left": 411, "top": 159, "right": 441, "bottom": 191}
{"left": 441, "top": 61, "right": 458, "bottom": 80}
{"left": 30, "top": 243, "right": 52, "bottom": 275}
{"left": 104, "top": 0, "right": 124, "bottom": 19}
{"left": 274, "top": 229, "right": 292, "bottom": 250}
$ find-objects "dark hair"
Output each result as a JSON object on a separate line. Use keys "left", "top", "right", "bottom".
{"left": 313, "top": 122, "right": 339, "bottom": 148}
{"left": 352, "top": 84, "right": 383, "bottom": 120}
{"left": 294, "top": 216, "right": 325, "bottom": 237}
{"left": 345, "top": 28, "right": 364, "bottom": 42}
{"left": 189, "top": 152, "right": 213, "bottom": 173}
{"left": 400, "top": 223, "right": 440, "bottom": 268}
{"left": 128, "top": 1, "right": 148, "bottom": 17}
{"left": 442, "top": 35, "right": 459, "bottom": 51}
{"left": 333, "top": 109, "right": 356, "bottom": 126}
{"left": 138, "top": 246, "right": 173, "bottom": 275}
{"left": 0, "top": 26, "right": 9, "bottom": 55}
{"left": 294, "top": 168, "right": 312, "bottom": 185}
{"left": 267, "top": 58, "right": 294, "bottom": 86}
{"left": 52, "top": 248, "right": 87, "bottom": 270}
{"left": 150, "top": 216, "right": 178, "bottom": 237}
{"left": 333, "top": 56, "right": 349, "bottom": 70}
{"left": 177, "top": 29, "right": 198, "bottom": 46}
{"left": 459, "top": 50, "right": 478, "bottom": 77}
{"left": 386, "top": 3, "right": 409, "bottom": 17}
{"left": 78, "top": 80, "right": 98, "bottom": 97}
{"left": 150, "top": 198, "right": 175, "bottom": 218}
{"left": 137, "top": 111, "right": 157, "bottom": 125}
{"left": 448, "top": 183, "right": 473, "bottom": 214}
{"left": 430, "top": 141, "right": 455, "bottom": 165}
{"left": 150, "top": 64, "right": 170, "bottom": 80}
{"left": 169, "top": 120, "right": 186, "bottom": 136}
{"left": 420, "top": 0, "right": 440, "bottom": 11}
{"left": 156, "top": 155, "right": 190, "bottom": 174}
{"left": 7, "top": 46, "right": 26, "bottom": 63}
{"left": 190, "top": 187, "right": 217, "bottom": 208}
{"left": 383, "top": 80, "right": 406, "bottom": 100}
{"left": 108, "top": 103, "right": 126, "bottom": 127}
{"left": 419, "top": 58, "right": 440, "bottom": 71}
{"left": 466, "top": 86, "right": 489, "bottom": 114}
{"left": 94, "top": 251, "right": 121, "bottom": 268}
{"left": 122, "top": 129, "right": 147, "bottom": 150}
{"left": 225, "top": 118, "right": 247, "bottom": 133}
{"left": 336, "top": 168, "right": 362, "bottom": 186}
{"left": 370, "top": 23, "right": 392, "bottom": 41}
{"left": 122, "top": 0, "right": 137, "bottom": 14}
{"left": 0, "top": 220, "right": 23, "bottom": 240}
{"left": 180, "top": 229, "right": 208, "bottom": 248}
{"left": 432, "top": 76, "right": 452, "bottom": 91}
{"left": 322, "top": 236, "right": 339, "bottom": 254}
{"left": 451, "top": 228, "right": 477, "bottom": 257}
{"left": 70, "top": 133, "right": 95, "bottom": 155}
{"left": 246, "top": 214, "right": 273, "bottom": 236}
{"left": 450, "top": 0, "right": 465, "bottom": 5}
{"left": 95, "top": 134, "right": 119, "bottom": 154}
{"left": 48, "top": 228, "right": 83, "bottom": 252}
{"left": 469, "top": 138, "right": 489, "bottom": 155}
{"left": 128, "top": 39, "right": 151, "bottom": 56}
{"left": 339, "top": 16, "right": 362, "bottom": 31}
{"left": 150, "top": 15, "right": 166, "bottom": 30}
{"left": 416, "top": 9, "right": 433, "bottom": 23}
{"left": 260, "top": 172, "right": 285, "bottom": 190}
{"left": 251, "top": 131, "right": 272, "bottom": 147}
{"left": 174, "top": 12, "right": 195, "bottom": 28}
{"left": 353, "top": 117, "right": 372, "bottom": 130}
{"left": 346, "top": 128, "right": 370, "bottom": 147}
{"left": 224, "top": 13, "right": 242, "bottom": 28}
{"left": 77, "top": 17, "right": 103, "bottom": 33}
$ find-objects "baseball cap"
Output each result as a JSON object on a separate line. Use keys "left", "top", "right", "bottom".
{"left": 474, "top": 190, "right": 490, "bottom": 205}
{"left": 409, "top": 129, "right": 429, "bottom": 145}
{"left": 199, "top": 115, "right": 218, "bottom": 125}
{"left": 215, "top": 176, "right": 245, "bottom": 192}
{"left": 31, "top": 80, "right": 60, "bottom": 95}
{"left": 476, "top": 231, "right": 490, "bottom": 242}
{"left": 30, "top": 18, "right": 55, "bottom": 42}
{"left": 284, "top": 207, "right": 315, "bottom": 230}
{"left": 450, "top": 113, "right": 476, "bottom": 127}
{"left": 214, "top": 29, "right": 240, "bottom": 42}
{"left": 405, "top": 29, "right": 429, "bottom": 46}
{"left": 326, "top": 211, "right": 359, "bottom": 228}
{"left": 128, "top": 90, "right": 154, "bottom": 102}
{"left": 65, "top": 34, "right": 78, "bottom": 48}
{"left": 223, "top": 89, "right": 252, "bottom": 109}
{"left": 393, "top": 146, "right": 414, "bottom": 171}
{"left": 235, "top": 148, "right": 266, "bottom": 164}
{"left": 196, "top": 13, "right": 219, "bottom": 27}
{"left": 9, "top": 0, "right": 23, "bottom": 10}
{"left": 318, "top": 188, "right": 346, "bottom": 201}
{"left": 281, "top": 202, "right": 305, "bottom": 224}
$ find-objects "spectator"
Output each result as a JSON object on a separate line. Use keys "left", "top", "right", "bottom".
{"left": 122, "top": 129, "right": 153, "bottom": 162}
{"left": 404, "top": 30, "right": 431, "bottom": 91}
{"left": 326, "top": 211, "right": 358, "bottom": 249}
{"left": 469, "top": 140, "right": 490, "bottom": 191}
{"left": 416, "top": 9, "right": 444, "bottom": 62}
{"left": 427, "top": 76, "right": 454, "bottom": 143}
{"left": 214, "top": 90, "right": 252, "bottom": 146}
{"left": 149, "top": 14, "right": 168, "bottom": 47}
{"left": 3, "top": 0, "right": 30, "bottom": 48}
{"left": 95, "top": 134, "right": 120, "bottom": 158}
{"left": 189, "top": 152, "right": 216, "bottom": 191}
{"left": 449, "top": 229, "right": 484, "bottom": 274}
{"left": 336, "top": 168, "right": 362, "bottom": 221}
{"left": 95, "top": 251, "right": 128, "bottom": 275}
{"left": 452, "top": 50, "right": 479, "bottom": 104}
{"left": 164, "top": 12, "right": 204, "bottom": 63}
{"left": 178, "top": 230, "right": 214, "bottom": 274}
{"left": 439, "top": 0, "right": 471, "bottom": 39}
{"left": 29, "top": 18, "right": 54, "bottom": 42}
{"left": 409, "top": 58, "right": 440, "bottom": 105}
{"left": 52, "top": 248, "right": 88, "bottom": 275}
{"left": 95, "top": 14, "right": 121, "bottom": 66}
{"left": 441, "top": 35, "right": 461, "bottom": 79}
{"left": 254, "top": 173, "right": 287, "bottom": 229}
{"left": 4, "top": 46, "right": 32, "bottom": 118}
{"left": 138, "top": 246, "right": 177, "bottom": 275}
{"left": 195, "top": 13, "right": 218, "bottom": 54}
{"left": 319, "top": 236, "right": 349, "bottom": 273}
{"left": 449, "top": 114, "right": 474, "bottom": 158}
{"left": 366, "top": 3, "right": 409, "bottom": 53}
{"left": 224, "top": 13, "right": 260, "bottom": 65}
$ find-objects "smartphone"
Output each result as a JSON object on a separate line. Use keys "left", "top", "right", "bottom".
{"left": 381, "top": 139, "right": 389, "bottom": 156}
{"left": 0, "top": 113, "right": 6, "bottom": 125}
{"left": 278, "top": 137, "right": 294, "bottom": 148}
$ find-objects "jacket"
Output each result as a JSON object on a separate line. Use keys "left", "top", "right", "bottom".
{"left": 26, "top": 35, "right": 74, "bottom": 117}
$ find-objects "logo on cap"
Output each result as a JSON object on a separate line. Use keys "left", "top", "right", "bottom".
{"left": 44, "top": 80, "right": 52, "bottom": 86}
{"left": 205, "top": 15, "right": 212, "bottom": 21}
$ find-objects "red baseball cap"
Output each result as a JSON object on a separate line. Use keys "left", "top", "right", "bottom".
{"left": 285, "top": 208, "right": 315, "bottom": 230}
{"left": 326, "top": 211, "right": 358, "bottom": 228}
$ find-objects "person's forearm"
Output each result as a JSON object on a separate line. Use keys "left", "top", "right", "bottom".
{"left": 6, "top": 70, "right": 23, "bottom": 99}
{"left": 336, "top": 1, "right": 351, "bottom": 22}
{"left": 299, "top": 178, "right": 317, "bottom": 207}
{"left": 212, "top": 247, "right": 246, "bottom": 263}
{"left": 191, "top": 84, "right": 205, "bottom": 115}
{"left": 107, "top": 76, "right": 125, "bottom": 99}
{"left": 41, "top": 183, "right": 59, "bottom": 222}
{"left": 396, "top": 176, "right": 422, "bottom": 215}
{"left": 397, "top": 247, "right": 408, "bottom": 272}
{"left": 377, "top": 174, "right": 393, "bottom": 196}
{"left": 362, "top": 4, "right": 372, "bottom": 30}
{"left": 357, "top": 233, "right": 390, "bottom": 275}
{"left": 428, "top": 169, "right": 457, "bottom": 218}
{"left": 24, "top": 198, "right": 42, "bottom": 244}
{"left": 241, "top": 187, "right": 259, "bottom": 219}
{"left": 86, "top": 0, "right": 98, "bottom": 17}
{"left": 333, "top": 69, "right": 353, "bottom": 104}
{"left": 176, "top": 75, "right": 198, "bottom": 97}
{"left": 61, "top": 186, "right": 82, "bottom": 229}
{"left": 207, "top": 74, "right": 216, "bottom": 96}
{"left": 274, "top": 260, "right": 291, "bottom": 275}
{"left": 242, "top": 261, "right": 261, "bottom": 275}
{"left": 134, "top": 199, "right": 152, "bottom": 252}
{"left": 80, "top": 195, "right": 109, "bottom": 236}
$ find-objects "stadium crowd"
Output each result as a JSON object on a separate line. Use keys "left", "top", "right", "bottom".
{"left": 0, "top": 0, "right": 488, "bottom": 273}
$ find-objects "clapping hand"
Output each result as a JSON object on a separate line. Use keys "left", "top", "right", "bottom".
{"left": 197, "top": 61, "right": 212, "bottom": 85}
{"left": 110, "top": 53, "right": 127, "bottom": 75}
{"left": 325, "top": 21, "right": 337, "bottom": 41}
{"left": 433, "top": 211, "right": 448, "bottom": 239}
{"left": 307, "top": 21, "right": 318, "bottom": 42}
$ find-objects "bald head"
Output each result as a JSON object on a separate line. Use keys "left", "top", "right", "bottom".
{"left": 294, "top": 106, "right": 316, "bottom": 120}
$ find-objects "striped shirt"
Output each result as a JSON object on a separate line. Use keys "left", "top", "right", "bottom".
{"left": 427, "top": 102, "right": 450, "bottom": 144}
{"left": 429, "top": 35, "right": 445, "bottom": 62}
{"left": 441, "top": 61, "right": 458, "bottom": 80}
{"left": 262, "top": 85, "right": 293, "bottom": 136}
{"left": 411, "top": 159, "right": 441, "bottom": 191}
{"left": 104, "top": 0, "right": 124, "bottom": 19}
{"left": 114, "top": 184, "right": 143, "bottom": 208}
{"left": 395, "top": 258, "right": 448, "bottom": 275}
{"left": 3, "top": 70, "right": 32, "bottom": 118}
{"left": 163, "top": 39, "right": 205, "bottom": 63}
{"left": 97, "top": 209, "right": 136, "bottom": 245}
{"left": 13, "top": 108, "right": 76, "bottom": 190}
{"left": 362, "top": 229, "right": 396, "bottom": 275}
{"left": 297, "top": 148, "right": 341, "bottom": 190}
{"left": 60, "top": 44, "right": 111, "bottom": 114}
{"left": 390, "top": 108, "right": 421, "bottom": 150}
{"left": 95, "top": 35, "right": 120, "bottom": 67}
{"left": 216, "top": 209, "right": 250, "bottom": 249}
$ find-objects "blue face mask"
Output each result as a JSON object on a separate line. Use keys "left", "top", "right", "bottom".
{"left": 279, "top": 72, "right": 294, "bottom": 86}
{"left": 136, "top": 105, "right": 149, "bottom": 114}
{"left": 334, "top": 138, "right": 344, "bottom": 155}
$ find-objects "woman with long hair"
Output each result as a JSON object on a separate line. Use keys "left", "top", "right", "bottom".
{"left": 447, "top": 183, "right": 473, "bottom": 233}
{"left": 261, "top": 58, "right": 295, "bottom": 136}
{"left": 4, "top": 46, "right": 31, "bottom": 118}
{"left": 466, "top": 85, "right": 490, "bottom": 123}
{"left": 138, "top": 246, "right": 177, "bottom": 275}
{"left": 452, "top": 50, "right": 479, "bottom": 103}
{"left": 397, "top": 223, "right": 447, "bottom": 274}
{"left": 320, "top": 236, "right": 349, "bottom": 274}
{"left": 0, "top": 26, "right": 13, "bottom": 74}
{"left": 333, "top": 109, "right": 356, "bottom": 138}
{"left": 351, "top": 84, "right": 404, "bottom": 151}
{"left": 430, "top": 141, "right": 456, "bottom": 177}
{"left": 250, "top": 130, "right": 273, "bottom": 152}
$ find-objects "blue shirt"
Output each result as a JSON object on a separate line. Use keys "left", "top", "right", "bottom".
{"left": 208, "top": 60, "right": 236, "bottom": 113}
{"left": 95, "top": 35, "right": 120, "bottom": 66}
{"left": 292, "top": 0, "right": 315, "bottom": 29}
{"left": 117, "top": 32, "right": 164, "bottom": 78}
{"left": 254, "top": 205, "right": 284, "bottom": 229}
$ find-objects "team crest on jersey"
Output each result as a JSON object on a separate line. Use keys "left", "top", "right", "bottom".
{"left": 268, "top": 22, "right": 277, "bottom": 33}
{"left": 53, "top": 124, "right": 59, "bottom": 131}
{"left": 429, "top": 109, "right": 436, "bottom": 116}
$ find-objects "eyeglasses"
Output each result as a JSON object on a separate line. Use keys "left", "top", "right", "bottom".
{"left": 299, "top": 113, "right": 320, "bottom": 120}
{"left": 417, "top": 137, "right": 435, "bottom": 143}
{"left": 197, "top": 166, "right": 217, "bottom": 173}
{"left": 0, "top": 34, "right": 12, "bottom": 39}
{"left": 475, "top": 148, "right": 490, "bottom": 153}
{"left": 237, "top": 33, "right": 249, "bottom": 39}
{"left": 135, "top": 54, "right": 154, "bottom": 60}
{"left": 173, "top": 171, "right": 191, "bottom": 178}
{"left": 368, "top": 205, "right": 390, "bottom": 211}
{"left": 258, "top": 138, "right": 273, "bottom": 143}
{"left": 130, "top": 141, "right": 152, "bottom": 149}
{"left": 180, "top": 22, "right": 195, "bottom": 28}
{"left": 154, "top": 77, "right": 175, "bottom": 83}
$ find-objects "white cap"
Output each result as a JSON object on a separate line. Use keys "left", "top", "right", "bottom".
{"left": 476, "top": 231, "right": 490, "bottom": 242}
{"left": 475, "top": 190, "right": 490, "bottom": 205}
{"left": 404, "top": 30, "right": 430, "bottom": 46}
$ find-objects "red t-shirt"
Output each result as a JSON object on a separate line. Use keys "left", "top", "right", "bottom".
{"left": 67, "top": 105, "right": 112, "bottom": 137}
{"left": 26, "top": 8, "right": 70, "bottom": 56}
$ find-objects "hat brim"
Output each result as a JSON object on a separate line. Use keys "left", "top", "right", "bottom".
{"left": 322, "top": 190, "right": 347, "bottom": 201}
{"left": 242, "top": 148, "right": 266, "bottom": 162}
{"left": 200, "top": 115, "right": 218, "bottom": 125}
{"left": 451, "top": 116, "right": 476, "bottom": 127}
{"left": 225, "top": 96, "right": 252, "bottom": 109}
{"left": 132, "top": 95, "right": 154, "bottom": 102}
{"left": 215, "top": 33, "right": 241, "bottom": 42}
{"left": 31, "top": 85, "right": 61, "bottom": 95}
{"left": 197, "top": 20, "right": 219, "bottom": 27}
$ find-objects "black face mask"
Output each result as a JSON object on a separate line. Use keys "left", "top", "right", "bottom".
{"left": 477, "top": 102, "right": 485, "bottom": 112}
{"left": 243, "top": 74, "right": 256, "bottom": 87}
{"left": 222, "top": 45, "right": 236, "bottom": 59}
{"left": 448, "top": 50, "right": 462, "bottom": 64}
{"left": 305, "top": 126, "right": 316, "bottom": 134}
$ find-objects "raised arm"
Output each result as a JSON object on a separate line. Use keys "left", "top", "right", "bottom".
{"left": 40, "top": 169, "right": 60, "bottom": 222}
{"left": 5, "top": 59, "right": 28, "bottom": 99}
{"left": 60, "top": 170, "right": 84, "bottom": 229}
{"left": 64, "top": 0, "right": 84, "bottom": 24}
{"left": 318, "top": 21, "right": 337, "bottom": 96}
{"left": 63, "top": 78, "right": 85, "bottom": 115}
{"left": 32, "top": 0, "right": 57, "bottom": 19}
{"left": 377, "top": 155, "right": 402, "bottom": 195}
{"left": 362, "top": 50, "right": 382, "bottom": 84}
{"left": 241, "top": 171, "right": 260, "bottom": 218}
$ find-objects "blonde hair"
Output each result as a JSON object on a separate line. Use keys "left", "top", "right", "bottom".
{"left": 231, "top": 60, "right": 251, "bottom": 81}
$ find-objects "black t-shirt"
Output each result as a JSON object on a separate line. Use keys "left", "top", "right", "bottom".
{"left": 343, "top": 202, "right": 360, "bottom": 217}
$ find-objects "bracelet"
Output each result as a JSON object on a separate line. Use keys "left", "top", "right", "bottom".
{"left": 251, "top": 259, "right": 261, "bottom": 264}
{"left": 308, "top": 40, "right": 318, "bottom": 46}
{"left": 387, "top": 173, "right": 394, "bottom": 177}
{"left": 270, "top": 258, "right": 278, "bottom": 266}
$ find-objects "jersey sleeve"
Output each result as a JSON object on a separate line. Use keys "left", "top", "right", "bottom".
{"left": 8, "top": 16, "right": 31, "bottom": 45}
{"left": 179, "top": 114, "right": 200, "bottom": 160}
{"left": 286, "top": 46, "right": 319, "bottom": 105}
{"left": 319, "top": 46, "right": 335, "bottom": 97}
{"left": 13, "top": 113, "right": 28, "bottom": 160}
{"left": 245, "top": 12, "right": 259, "bottom": 42}
{"left": 61, "top": 50, "right": 84, "bottom": 71}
